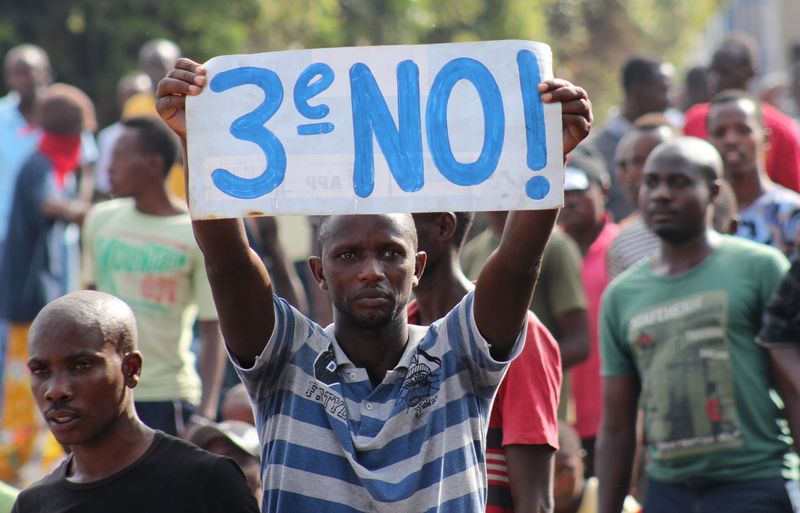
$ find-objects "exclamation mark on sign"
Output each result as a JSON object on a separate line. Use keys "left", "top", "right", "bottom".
{"left": 517, "top": 50, "right": 549, "bottom": 200}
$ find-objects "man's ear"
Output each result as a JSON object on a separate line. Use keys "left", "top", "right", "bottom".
{"left": 308, "top": 256, "right": 327, "bottom": 290}
{"left": 411, "top": 251, "right": 427, "bottom": 288}
{"left": 122, "top": 351, "right": 143, "bottom": 389}
{"left": 436, "top": 213, "right": 458, "bottom": 242}
{"left": 709, "top": 179, "right": 721, "bottom": 202}
{"left": 148, "top": 154, "right": 166, "bottom": 179}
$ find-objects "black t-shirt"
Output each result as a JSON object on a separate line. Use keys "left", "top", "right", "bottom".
{"left": 12, "top": 431, "right": 260, "bottom": 513}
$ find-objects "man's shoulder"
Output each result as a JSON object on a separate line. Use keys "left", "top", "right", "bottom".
{"left": 545, "top": 226, "right": 579, "bottom": 256}
{"left": 718, "top": 235, "right": 788, "bottom": 264}
{"left": 139, "top": 431, "right": 236, "bottom": 481}
{"left": 763, "top": 103, "right": 800, "bottom": 132}
{"left": 87, "top": 197, "right": 134, "bottom": 216}
{"left": 13, "top": 460, "right": 67, "bottom": 506}
{"left": 762, "top": 186, "right": 800, "bottom": 209}
{"left": 605, "top": 257, "right": 652, "bottom": 296}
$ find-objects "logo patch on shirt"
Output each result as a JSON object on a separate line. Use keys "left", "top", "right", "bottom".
{"left": 306, "top": 346, "right": 347, "bottom": 421}
{"left": 313, "top": 346, "right": 340, "bottom": 386}
{"left": 399, "top": 348, "right": 441, "bottom": 417}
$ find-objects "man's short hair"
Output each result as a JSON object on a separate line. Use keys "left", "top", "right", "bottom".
{"left": 3, "top": 43, "right": 49, "bottom": 72}
{"left": 30, "top": 290, "right": 138, "bottom": 356}
{"left": 622, "top": 56, "right": 664, "bottom": 93}
{"left": 707, "top": 89, "right": 764, "bottom": 128}
{"left": 41, "top": 83, "right": 95, "bottom": 134}
{"left": 649, "top": 137, "right": 722, "bottom": 184}
{"left": 121, "top": 116, "right": 179, "bottom": 175}
{"left": 714, "top": 34, "right": 759, "bottom": 68}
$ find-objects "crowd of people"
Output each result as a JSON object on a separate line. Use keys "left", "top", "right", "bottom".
{"left": 0, "top": 30, "right": 798, "bottom": 513}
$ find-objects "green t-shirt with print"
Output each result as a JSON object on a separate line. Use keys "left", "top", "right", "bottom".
{"left": 601, "top": 235, "right": 794, "bottom": 482}
{"left": 82, "top": 198, "right": 218, "bottom": 404}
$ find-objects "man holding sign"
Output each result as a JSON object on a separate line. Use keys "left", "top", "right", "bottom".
{"left": 157, "top": 49, "right": 590, "bottom": 513}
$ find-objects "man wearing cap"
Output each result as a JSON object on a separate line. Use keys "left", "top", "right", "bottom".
{"left": 558, "top": 151, "right": 619, "bottom": 476}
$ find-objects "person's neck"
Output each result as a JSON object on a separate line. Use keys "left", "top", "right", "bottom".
{"left": 621, "top": 101, "right": 643, "bottom": 123}
{"left": 17, "top": 94, "right": 38, "bottom": 125}
{"left": 67, "top": 413, "right": 155, "bottom": 483}
{"left": 565, "top": 217, "right": 606, "bottom": 256}
{"left": 134, "top": 186, "right": 186, "bottom": 216}
{"left": 413, "top": 255, "right": 474, "bottom": 326}
{"left": 651, "top": 228, "right": 721, "bottom": 276}
{"left": 334, "top": 315, "right": 410, "bottom": 386}
{"left": 728, "top": 166, "right": 769, "bottom": 211}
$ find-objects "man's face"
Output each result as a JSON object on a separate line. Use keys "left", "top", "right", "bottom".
{"left": 621, "top": 131, "right": 669, "bottom": 207}
{"left": 638, "top": 68, "right": 671, "bottom": 114}
{"left": 109, "top": 128, "right": 149, "bottom": 198}
{"left": 707, "top": 99, "right": 763, "bottom": 180}
{"left": 27, "top": 322, "right": 130, "bottom": 448}
{"left": 640, "top": 153, "right": 713, "bottom": 244}
{"left": 553, "top": 452, "right": 584, "bottom": 513}
{"left": 560, "top": 183, "right": 605, "bottom": 235}
{"left": 709, "top": 50, "right": 751, "bottom": 93}
{"left": 314, "top": 215, "right": 424, "bottom": 330}
{"left": 4, "top": 55, "right": 49, "bottom": 103}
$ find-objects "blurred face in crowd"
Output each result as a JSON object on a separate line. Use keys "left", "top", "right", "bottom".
{"left": 638, "top": 64, "right": 672, "bottom": 114}
{"left": 553, "top": 448, "right": 585, "bottom": 513}
{"left": 640, "top": 148, "right": 718, "bottom": 244}
{"left": 560, "top": 173, "right": 607, "bottom": 236}
{"left": 620, "top": 128, "right": 673, "bottom": 207}
{"left": 709, "top": 49, "right": 753, "bottom": 93}
{"left": 4, "top": 47, "right": 51, "bottom": 105}
{"left": 707, "top": 98, "right": 764, "bottom": 180}
{"left": 109, "top": 127, "right": 162, "bottom": 198}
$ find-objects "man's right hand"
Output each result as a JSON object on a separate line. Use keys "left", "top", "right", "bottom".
{"left": 156, "top": 57, "right": 207, "bottom": 139}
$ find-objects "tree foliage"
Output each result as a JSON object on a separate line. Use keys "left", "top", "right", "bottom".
{"left": 0, "top": 0, "right": 722, "bottom": 126}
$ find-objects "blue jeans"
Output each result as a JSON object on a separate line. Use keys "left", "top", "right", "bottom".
{"left": 644, "top": 477, "right": 794, "bottom": 513}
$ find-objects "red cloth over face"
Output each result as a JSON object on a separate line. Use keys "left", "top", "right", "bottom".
{"left": 38, "top": 132, "right": 81, "bottom": 190}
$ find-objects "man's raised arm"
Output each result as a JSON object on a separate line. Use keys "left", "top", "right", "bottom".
{"left": 474, "top": 79, "right": 592, "bottom": 359}
{"left": 157, "top": 58, "right": 274, "bottom": 368}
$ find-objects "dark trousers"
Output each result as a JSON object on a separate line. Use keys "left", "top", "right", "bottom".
{"left": 644, "top": 477, "right": 794, "bottom": 513}
{"left": 135, "top": 400, "right": 196, "bottom": 436}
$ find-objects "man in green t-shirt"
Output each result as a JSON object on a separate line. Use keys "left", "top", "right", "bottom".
{"left": 596, "top": 137, "right": 797, "bottom": 513}
{"left": 82, "top": 117, "right": 225, "bottom": 435}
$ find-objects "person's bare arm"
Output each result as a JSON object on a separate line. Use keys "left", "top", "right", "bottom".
{"left": 554, "top": 309, "right": 589, "bottom": 367}
{"left": 474, "top": 79, "right": 592, "bottom": 358}
{"left": 505, "top": 444, "right": 555, "bottom": 513}
{"left": 157, "top": 58, "right": 275, "bottom": 367}
{"left": 596, "top": 375, "right": 640, "bottom": 513}
{"left": 197, "top": 320, "right": 226, "bottom": 419}
{"left": 40, "top": 197, "right": 90, "bottom": 225}
{"left": 768, "top": 347, "right": 800, "bottom": 446}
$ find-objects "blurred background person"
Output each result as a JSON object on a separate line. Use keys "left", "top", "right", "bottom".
{"left": 590, "top": 56, "right": 675, "bottom": 221}
{"left": 558, "top": 150, "right": 618, "bottom": 476}
{"left": 0, "top": 84, "right": 95, "bottom": 486}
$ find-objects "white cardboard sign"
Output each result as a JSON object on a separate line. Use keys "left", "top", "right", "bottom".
{"left": 186, "top": 40, "right": 563, "bottom": 219}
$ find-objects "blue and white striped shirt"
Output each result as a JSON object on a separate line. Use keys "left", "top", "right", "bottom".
{"left": 231, "top": 291, "right": 523, "bottom": 513}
